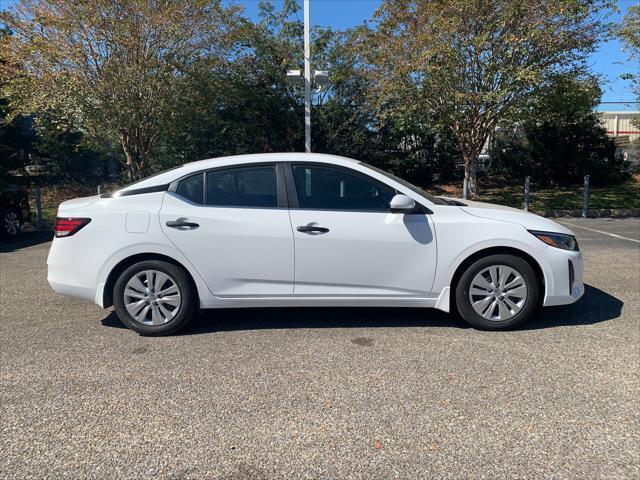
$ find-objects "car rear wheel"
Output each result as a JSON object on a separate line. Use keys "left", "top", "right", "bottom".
{"left": 1, "top": 207, "right": 22, "bottom": 240}
{"left": 113, "top": 260, "right": 196, "bottom": 336}
{"left": 455, "top": 254, "right": 539, "bottom": 330}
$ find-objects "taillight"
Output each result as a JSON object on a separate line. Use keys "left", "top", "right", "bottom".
{"left": 54, "top": 218, "right": 91, "bottom": 238}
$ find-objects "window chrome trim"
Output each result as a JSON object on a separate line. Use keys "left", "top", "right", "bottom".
{"left": 107, "top": 183, "right": 170, "bottom": 198}
{"left": 168, "top": 162, "right": 286, "bottom": 209}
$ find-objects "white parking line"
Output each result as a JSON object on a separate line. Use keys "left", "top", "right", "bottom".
{"left": 559, "top": 222, "right": 640, "bottom": 244}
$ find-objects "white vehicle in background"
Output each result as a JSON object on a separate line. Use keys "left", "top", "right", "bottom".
{"left": 47, "top": 153, "right": 584, "bottom": 335}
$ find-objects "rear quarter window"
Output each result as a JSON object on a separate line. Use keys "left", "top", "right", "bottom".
{"left": 175, "top": 174, "right": 204, "bottom": 204}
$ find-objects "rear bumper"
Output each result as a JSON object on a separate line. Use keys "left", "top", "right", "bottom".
{"left": 48, "top": 277, "right": 96, "bottom": 303}
{"left": 47, "top": 238, "right": 98, "bottom": 304}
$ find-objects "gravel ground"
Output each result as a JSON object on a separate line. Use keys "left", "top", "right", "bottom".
{"left": 1, "top": 218, "right": 639, "bottom": 479}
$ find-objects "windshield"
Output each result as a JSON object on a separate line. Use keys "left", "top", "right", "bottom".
{"left": 360, "top": 163, "right": 449, "bottom": 205}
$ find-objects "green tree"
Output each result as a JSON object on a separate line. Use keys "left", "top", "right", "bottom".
{"left": 312, "top": 27, "right": 461, "bottom": 185}
{"left": 490, "top": 74, "right": 622, "bottom": 185}
{"left": 364, "top": 0, "right": 613, "bottom": 197}
{"left": 2, "top": 0, "right": 242, "bottom": 180}
{"left": 0, "top": 26, "right": 35, "bottom": 177}
{"left": 312, "top": 29, "right": 384, "bottom": 161}
{"left": 616, "top": 4, "right": 639, "bottom": 100}
{"left": 615, "top": 5, "right": 640, "bottom": 162}
{"left": 153, "top": 0, "right": 305, "bottom": 169}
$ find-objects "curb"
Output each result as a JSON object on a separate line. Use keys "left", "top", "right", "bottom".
{"left": 535, "top": 208, "right": 640, "bottom": 218}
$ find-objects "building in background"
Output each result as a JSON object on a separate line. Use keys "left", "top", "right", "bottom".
{"left": 598, "top": 111, "right": 640, "bottom": 165}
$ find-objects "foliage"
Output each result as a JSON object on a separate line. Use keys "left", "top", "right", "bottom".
{"left": 363, "top": 0, "right": 614, "bottom": 197}
{"left": 2, "top": 0, "right": 243, "bottom": 180}
{"left": 154, "top": 1, "right": 462, "bottom": 185}
{"left": 615, "top": 5, "right": 640, "bottom": 166}
{"left": 489, "top": 74, "right": 625, "bottom": 185}
{"left": 1, "top": 25, "right": 112, "bottom": 181}
{"left": 0, "top": 0, "right": 629, "bottom": 193}
{"left": 0, "top": 103, "right": 35, "bottom": 177}
{"left": 32, "top": 113, "right": 117, "bottom": 180}
{"left": 152, "top": 0, "right": 305, "bottom": 171}
{"left": 615, "top": 4, "right": 639, "bottom": 100}
{"left": 312, "top": 27, "right": 462, "bottom": 184}
{"left": 0, "top": 26, "right": 35, "bottom": 177}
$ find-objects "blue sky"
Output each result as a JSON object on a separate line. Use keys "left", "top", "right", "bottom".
{"left": 2, "top": 0, "right": 637, "bottom": 110}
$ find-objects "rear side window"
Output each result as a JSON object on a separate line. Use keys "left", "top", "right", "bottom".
{"left": 291, "top": 164, "right": 396, "bottom": 210}
{"left": 206, "top": 165, "right": 277, "bottom": 208}
{"left": 176, "top": 174, "right": 204, "bottom": 204}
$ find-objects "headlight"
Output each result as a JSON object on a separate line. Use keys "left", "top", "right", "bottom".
{"left": 529, "top": 230, "right": 579, "bottom": 251}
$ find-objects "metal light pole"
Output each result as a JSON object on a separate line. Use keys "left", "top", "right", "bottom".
{"left": 303, "top": 0, "right": 311, "bottom": 153}
{"left": 286, "top": 0, "right": 329, "bottom": 152}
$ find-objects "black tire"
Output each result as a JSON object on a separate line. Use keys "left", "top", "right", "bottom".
{"left": 0, "top": 206, "right": 22, "bottom": 240}
{"left": 455, "top": 254, "right": 539, "bottom": 330}
{"left": 113, "top": 260, "right": 196, "bottom": 336}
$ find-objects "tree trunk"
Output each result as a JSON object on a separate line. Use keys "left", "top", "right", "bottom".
{"left": 119, "top": 130, "right": 150, "bottom": 181}
{"left": 462, "top": 150, "right": 478, "bottom": 199}
{"left": 452, "top": 126, "right": 484, "bottom": 200}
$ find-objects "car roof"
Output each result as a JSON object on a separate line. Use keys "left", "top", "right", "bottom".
{"left": 183, "top": 152, "right": 358, "bottom": 172}
{"left": 118, "top": 153, "right": 360, "bottom": 192}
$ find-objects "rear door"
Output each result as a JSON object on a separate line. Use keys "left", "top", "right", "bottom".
{"left": 159, "top": 163, "right": 294, "bottom": 296}
{"left": 286, "top": 163, "right": 437, "bottom": 297}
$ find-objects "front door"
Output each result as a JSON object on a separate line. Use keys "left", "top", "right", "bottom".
{"left": 159, "top": 164, "right": 294, "bottom": 296}
{"left": 286, "top": 163, "right": 437, "bottom": 297}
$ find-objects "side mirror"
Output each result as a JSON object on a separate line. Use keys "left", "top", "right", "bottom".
{"left": 389, "top": 194, "right": 416, "bottom": 213}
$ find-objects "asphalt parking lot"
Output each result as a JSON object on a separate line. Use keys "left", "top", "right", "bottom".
{"left": 1, "top": 218, "right": 639, "bottom": 479}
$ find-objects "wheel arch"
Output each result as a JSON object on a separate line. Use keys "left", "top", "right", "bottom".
{"left": 102, "top": 253, "right": 199, "bottom": 308}
{"left": 449, "top": 246, "right": 545, "bottom": 312}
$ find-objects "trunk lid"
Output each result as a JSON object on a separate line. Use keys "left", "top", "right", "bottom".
{"left": 57, "top": 196, "right": 100, "bottom": 215}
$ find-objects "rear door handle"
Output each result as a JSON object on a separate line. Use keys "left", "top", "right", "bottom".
{"left": 297, "top": 225, "right": 329, "bottom": 234}
{"left": 166, "top": 220, "right": 199, "bottom": 229}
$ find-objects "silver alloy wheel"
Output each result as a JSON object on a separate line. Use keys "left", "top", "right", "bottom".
{"left": 124, "top": 270, "right": 182, "bottom": 325}
{"left": 4, "top": 211, "right": 20, "bottom": 236}
{"left": 468, "top": 265, "right": 528, "bottom": 322}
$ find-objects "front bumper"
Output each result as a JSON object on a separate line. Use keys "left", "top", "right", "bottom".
{"left": 541, "top": 247, "right": 584, "bottom": 307}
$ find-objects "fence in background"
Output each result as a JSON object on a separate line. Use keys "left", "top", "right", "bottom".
{"left": 462, "top": 174, "right": 594, "bottom": 215}
{"left": 32, "top": 184, "right": 104, "bottom": 230}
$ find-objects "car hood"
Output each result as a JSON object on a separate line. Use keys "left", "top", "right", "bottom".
{"left": 441, "top": 197, "right": 575, "bottom": 235}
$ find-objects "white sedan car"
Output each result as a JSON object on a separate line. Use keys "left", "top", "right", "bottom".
{"left": 47, "top": 153, "right": 584, "bottom": 335}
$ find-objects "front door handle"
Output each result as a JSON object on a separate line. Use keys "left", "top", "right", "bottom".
{"left": 166, "top": 219, "right": 199, "bottom": 229}
{"left": 297, "top": 225, "right": 329, "bottom": 234}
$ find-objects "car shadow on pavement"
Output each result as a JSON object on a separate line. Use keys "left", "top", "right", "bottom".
{"left": 101, "top": 306, "right": 469, "bottom": 334}
{"left": 101, "top": 284, "right": 622, "bottom": 335}
{"left": 522, "top": 284, "right": 623, "bottom": 330}
{"left": 0, "top": 230, "right": 52, "bottom": 253}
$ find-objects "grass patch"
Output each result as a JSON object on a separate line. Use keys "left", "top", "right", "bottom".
{"left": 429, "top": 179, "right": 640, "bottom": 211}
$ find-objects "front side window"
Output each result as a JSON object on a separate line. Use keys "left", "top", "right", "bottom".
{"left": 361, "top": 163, "right": 449, "bottom": 205}
{"left": 292, "top": 165, "right": 396, "bottom": 210}
{"left": 206, "top": 165, "right": 277, "bottom": 208}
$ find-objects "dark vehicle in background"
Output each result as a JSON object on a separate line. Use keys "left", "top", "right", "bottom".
{"left": 0, "top": 181, "right": 31, "bottom": 240}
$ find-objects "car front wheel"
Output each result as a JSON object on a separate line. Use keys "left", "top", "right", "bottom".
{"left": 455, "top": 254, "right": 539, "bottom": 330}
{"left": 113, "top": 260, "right": 196, "bottom": 336}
